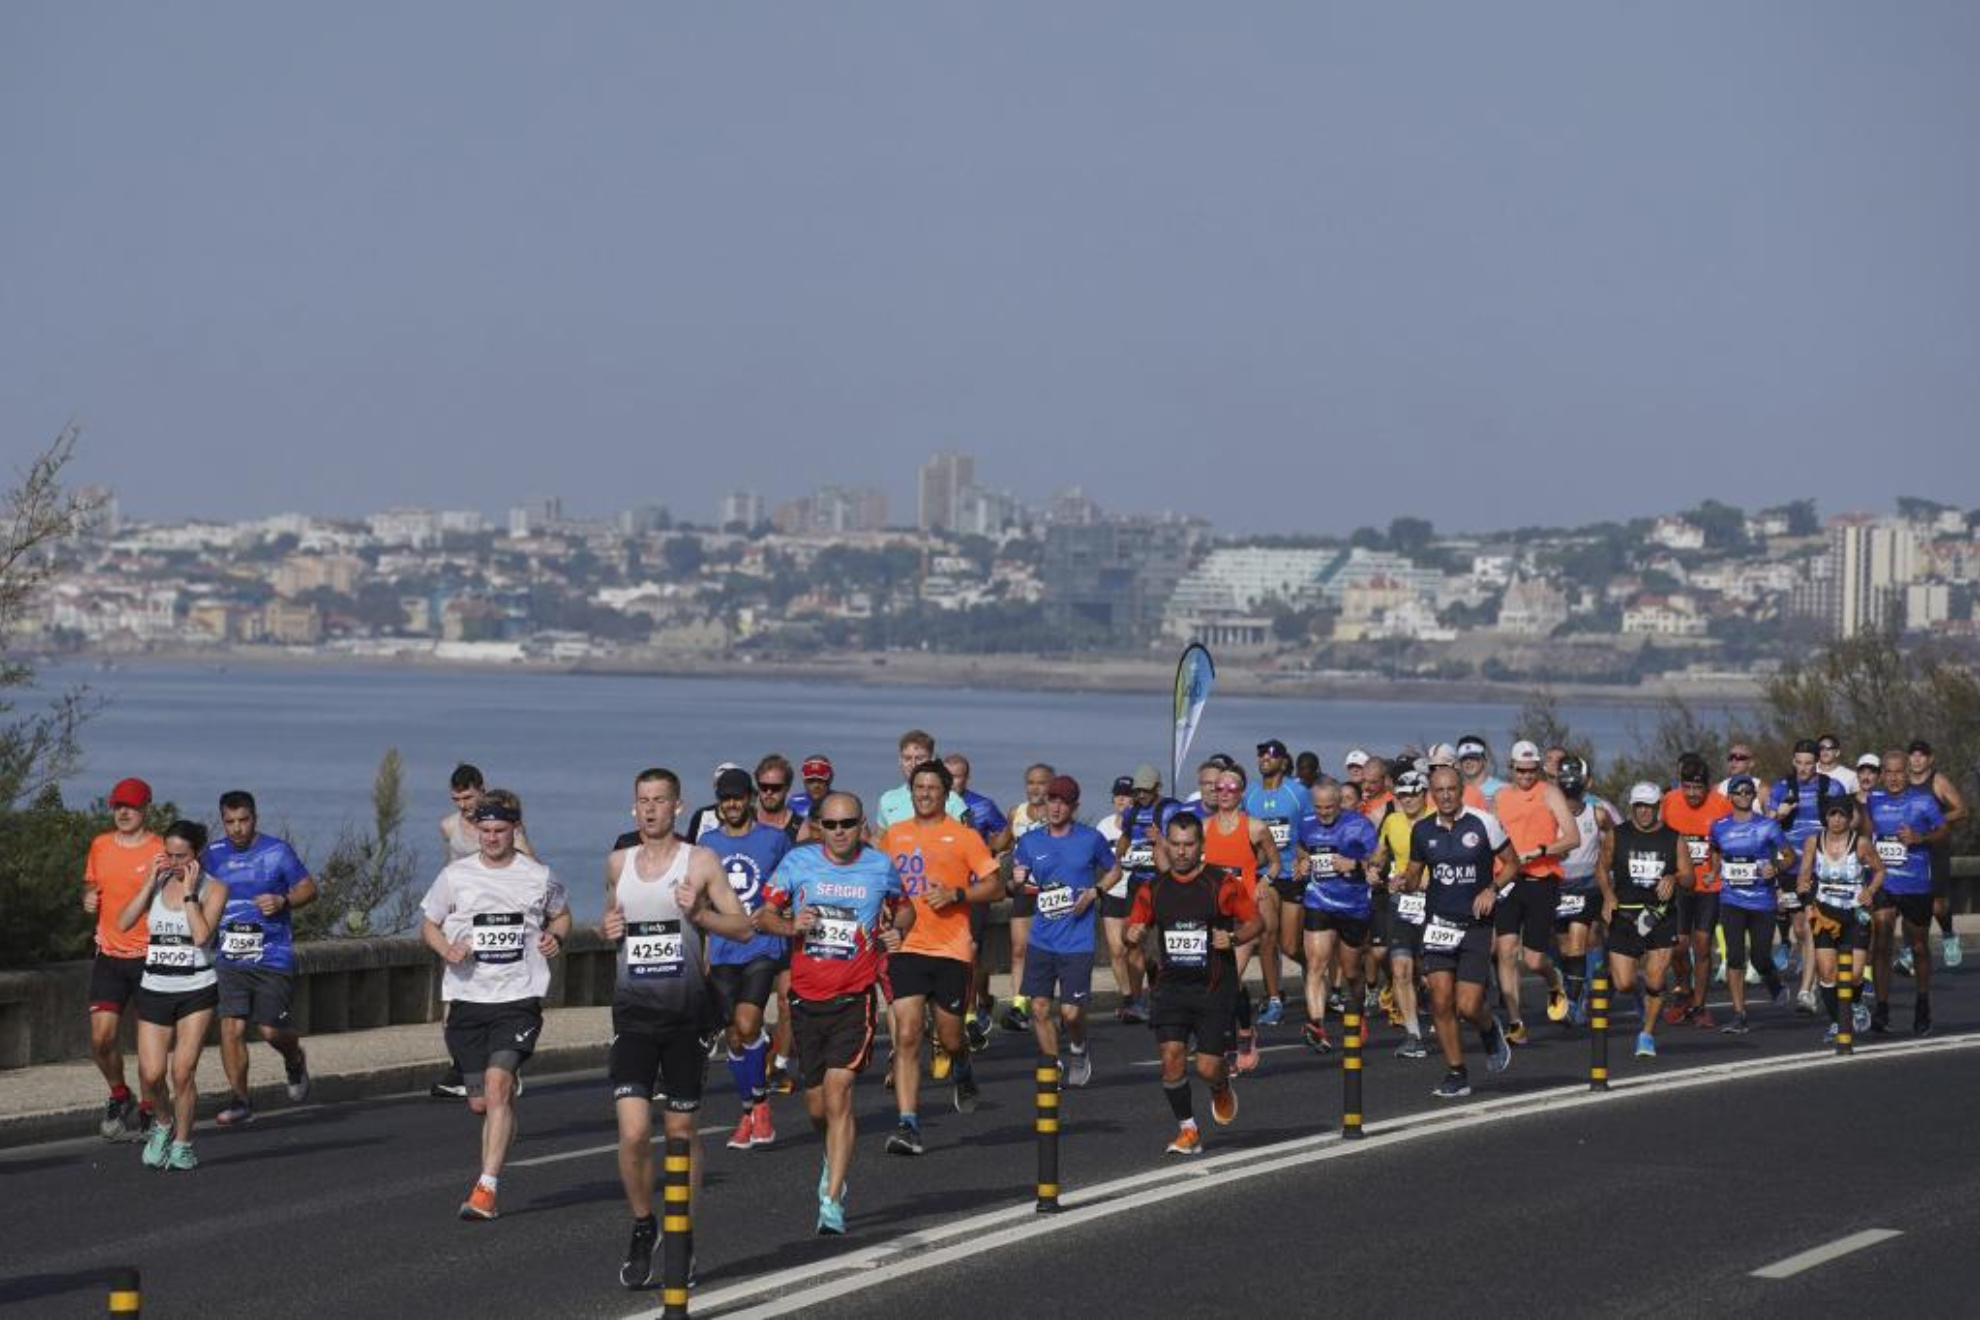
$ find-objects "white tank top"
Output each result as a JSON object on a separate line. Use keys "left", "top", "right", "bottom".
{"left": 141, "top": 879, "right": 218, "bottom": 994}
{"left": 1812, "top": 833, "right": 1867, "bottom": 910}
{"left": 442, "top": 813, "right": 480, "bottom": 860}
{"left": 1563, "top": 800, "right": 1604, "bottom": 884}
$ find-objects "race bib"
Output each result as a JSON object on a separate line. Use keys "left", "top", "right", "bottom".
{"left": 145, "top": 932, "right": 198, "bottom": 974}
{"left": 1036, "top": 885, "right": 1078, "bottom": 919}
{"left": 1163, "top": 922, "right": 1209, "bottom": 968}
{"left": 1627, "top": 854, "right": 1664, "bottom": 883}
{"left": 1308, "top": 849, "right": 1336, "bottom": 876}
{"left": 1121, "top": 842, "right": 1157, "bottom": 871}
{"left": 1720, "top": 860, "right": 1760, "bottom": 884}
{"left": 1268, "top": 821, "right": 1293, "bottom": 849}
{"left": 471, "top": 911, "right": 528, "bottom": 964}
{"left": 220, "top": 921, "right": 265, "bottom": 960}
{"left": 1556, "top": 892, "right": 1587, "bottom": 918}
{"left": 626, "top": 919, "right": 684, "bottom": 979}
{"left": 1875, "top": 838, "right": 1908, "bottom": 866}
{"left": 1394, "top": 892, "right": 1426, "bottom": 923}
{"left": 806, "top": 905, "right": 859, "bottom": 961}
{"left": 1817, "top": 882, "right": 1859, "bottom": 910}
{"left": 1686, "top": 839, "right": 1711, "bottom": 865}
{"left": 1423, "top": 916, "right": 1465, "bottom": 952}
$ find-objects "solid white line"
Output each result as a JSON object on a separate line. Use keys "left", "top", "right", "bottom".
{"left": 1752, "top": 1228, "right": 1903, "bottom": 1279}
{"left": 623, "top": 1031, "right": 1977, "bottom": 1319}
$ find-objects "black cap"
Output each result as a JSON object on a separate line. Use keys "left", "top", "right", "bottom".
{"left": 1256, "top": 739, "right": 1290, "bottom": 760}
{"left": 1111, "top": 775, "right": 1135, "bottom": 797}
{"left": 1909, "top": 739, "right": 1933, "bottom": 755}
{"left": 714, "top": 768, "right": 755, "bottom": 799}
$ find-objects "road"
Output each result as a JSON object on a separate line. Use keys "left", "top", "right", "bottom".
{"left": 2, "top": 973, "right": 1971, "bottom": 1319}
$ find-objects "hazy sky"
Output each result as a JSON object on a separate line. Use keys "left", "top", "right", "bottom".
{"left": 5, "top": 3, "right": 1975, "bottom": 534}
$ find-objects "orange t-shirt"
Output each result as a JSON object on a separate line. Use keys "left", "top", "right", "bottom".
{"left": 1202, "top": 811, "right": 1260, "bottom": 886}
{"left": 1361, "top": 791, "right": 1395, "bottom": 824}
{"left": 1462, "top": 784, "right": 1490, "bottom": 812}
{"left": 1494, "top": 783, "right": 1566, "bottom": 879}
{"left": 86, "top": 831, "right": 161, "bottom": 958}
{"left": 884, "top": 816, "right": 998, "bottom": 962}
{"left": 1660, "top": 788, "right": 1733, "bottom": 893}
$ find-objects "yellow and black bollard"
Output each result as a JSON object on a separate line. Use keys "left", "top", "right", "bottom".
{"left": 108, "top": 1268, "right": 140, "bottom": 1317}
{"left": 1588, "top": 975, "right": 1610, "bottom": 1092}
{"left": 1035, "top": 1057, "right": 1062, "bottom": 1212}
{"left": 660, "top": 1135, "right": 692, "bottom": 1319}
{"left": 1837, "top": 951, "right": 1855, "bottom": 1056}
{"left": 1341, "top": 1009, "right": 1364, "bottom": 1140}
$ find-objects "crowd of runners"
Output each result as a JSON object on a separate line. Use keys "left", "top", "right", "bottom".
{"left": 76, "top": 727, "right": 1966, "bottom": 1286}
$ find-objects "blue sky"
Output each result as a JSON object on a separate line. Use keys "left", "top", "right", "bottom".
{"left": 4, "top": 3, "right": 1975, "bottom": 531}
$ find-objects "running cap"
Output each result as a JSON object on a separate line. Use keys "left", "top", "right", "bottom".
{"left": 1131, "top": 763, "right": 1162, "bottom": 790}
{"left": 471, "top": 800, "right": 521, "bottom": 824}
{"left": 1425, "top": 742, "right": 1459, "bottom": 768}
{"left": 1343, "top": 748, "right": 1370, "bottom": 769}
{"left": 1395, "top": 770, "right": 1429, "bottom": 795}
{"left": 712, "top": 761, "right": 744, "bottom": 781}
{"left": 1908, "top": 738, "right": 1933, "bottom": 755}
{"left": 714, "top": 768, "right": 755, "bottom": 799}
{"left": 1557, "top": 755, "right": 1589, "bottom": 789}
{"left": 1726, "top": 774, "right": 1758, "bottom": 794}
{"left": 1509, "top": 740, "right": 1542, "bottom": 767}
{"left": 800, "top": 756, "right": 834, "bottom": 780}
{"left": 1627, "top": 782, "right": 1661, "bottom": 807}
{"left": 109, "top": 777, "right": 153, "bottom": 809}
{"left": 1855, "top": 752, "right": 1881, "bottom": 770}
{"left": 1111, "top": 775, "right": 1135, "bottom": 797}
{"left": 1456, "top": 739, "right": 1488, "bottom": 760}
{"left": 1256, "top": 738, "right": 1290, "bottom": 760}
{"left": 1045, "top": 775, "right": 1081, "bottom": 804}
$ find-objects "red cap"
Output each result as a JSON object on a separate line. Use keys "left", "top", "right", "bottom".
{"left": 800, "top": 756, "right": 834, "bottom": 781}
{"left": 109, "top": 777, "right": 153, "bottom": 810}
{"left": 1046, "top": 774, "right": 1081, "bottom": 804}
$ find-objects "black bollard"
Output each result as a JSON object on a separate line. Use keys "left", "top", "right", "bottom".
{"left": 1035, "top": 1057, "right": 1062, "bottom": 1212}
{"left": 660, "top": 1135, "right": 692, "bottom": 1319}
{"left": 108, "top": 1268, "right": 140, "bottom": 1317}
{"left": 1341, "top": 1009, "right": 1364, "bottom": 1140}
{"left": 1837, "top": 951, "right": 1854, "bottom": 1057}
{"left": 1589, "top": 975, "right": 1610, "bottom": 1091}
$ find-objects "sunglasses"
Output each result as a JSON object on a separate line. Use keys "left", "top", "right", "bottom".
{"left": 757, "top": 780, "right": 789, "bottom": 791}
{"left": 1215, "top": 782, "right": 1243, "bottom": 793}
{"left": 818, "top": 817, "right": 862, "bottom": 831}
{"left": 1730, "top": 786, "right": 1757, "bottom": 797}
{"left": 1727, "top": 752, "right": 1752, "bottom": 761}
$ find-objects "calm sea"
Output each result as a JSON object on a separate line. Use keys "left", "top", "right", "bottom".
{"left": 38, "top": 660, "right": 1690, "bottom": 921}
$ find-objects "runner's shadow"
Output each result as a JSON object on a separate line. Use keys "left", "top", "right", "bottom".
{"left": 213, "top": 1136, "right": 387, "bottom": 1166}
{"left": 962, "top": 1118, "right": 1126, "bottom": 1148}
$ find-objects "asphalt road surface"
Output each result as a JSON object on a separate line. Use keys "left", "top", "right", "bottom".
{"left": 3, "top": 972, "right": 1971, "bottom": 1319}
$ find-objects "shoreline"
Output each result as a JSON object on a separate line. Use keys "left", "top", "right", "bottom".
{"left": 44, "top": 645, "right": 1763, "bottom": 708}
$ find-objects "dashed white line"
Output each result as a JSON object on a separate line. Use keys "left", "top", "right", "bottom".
{"left": 1752, "top": 1228, "right": 1903, "bottom": 1279}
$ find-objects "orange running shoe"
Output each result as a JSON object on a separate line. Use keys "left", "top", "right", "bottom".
{"left": 1164, "top": 1124, "right": 1203, "bottom": 1156}
{"left": 458, "top": 1182, "right": 498, "bottom": 1221}
{"left": 750, "top": 1101, "right": 776, "bottom": 1146}
{"left": 726, "top": 1112, "right": 755, "bottom": 1151}
{"left": 1210, "top": 1084, "right": 1239, "bottom": 1127}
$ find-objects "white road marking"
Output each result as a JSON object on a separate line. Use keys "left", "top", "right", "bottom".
{"left": 623, "top": 1031, "right": 1977, "bottom": 1319}
{"left": 1752, "top": 1229, "right": 1904, "bottom": 1279}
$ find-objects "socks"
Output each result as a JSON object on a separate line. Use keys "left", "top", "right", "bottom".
{"left": 740, "top": 1035, "right": 769, "bottom": 1104}
{"left": 111, "top": 1084, "right": 131, "bottom": 1102}
{"left": 1163, "top": 1076, "right": 1193, "bottom": 1124}
{"left": 1820, "top": 982, "right": 1839, "bottom": 1023}
{"left": 1561, "top": 954, "right": 1587, "bottom": 1005}
{"left": 477, "top": 1174, "right": 499, "bottom": 1192}
{"left": 899, "top": 1110, "right": 918, "bottom": 1127}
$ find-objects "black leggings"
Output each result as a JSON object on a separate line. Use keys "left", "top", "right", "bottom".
{"left": 1720, "top": 906, "right": 1781, "bottom": 987}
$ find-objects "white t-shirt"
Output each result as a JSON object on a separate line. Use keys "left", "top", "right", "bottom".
{"left": 421, "top": 852, "right": 569, "bottom": 1004}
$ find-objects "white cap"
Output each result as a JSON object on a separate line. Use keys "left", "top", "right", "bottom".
{"left": 1456, "top": 739, "right": 1488, "bottom": 759}
{"left": 1628, "top": 782, "right": 1662, "bottom": 807}
{"left": 1509, "top": 740, "right": 1542, "bottom": 766}
{"left": 1855, "top": 752, "right": 1880, "bottom": 770}
{"left": 1344, "top": 748, "right": 1370, "bottom": 769}
{"left": 1426, "top": 742, "right": 1458, "bottom": 768}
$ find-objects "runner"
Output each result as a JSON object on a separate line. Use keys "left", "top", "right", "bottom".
{"left": 747, "top": 759, "right": 802, "bottom": 1092}
{"left": 988, "top": 763, "right": 1055, "bottom": 1038}
{"left": 1455, "top": 735, "right": 1503, "bottom": 811}
{"left": 1866, "top": 749, "right": 1950, "bottom": 1035}
{"left": 1294, "top": 751, "right": 1322, "bottom": 792}
{"left": 1012, "top": 775, "right": 1117, "bottom": 1087}
{"left": 418, "top": 794, "right": 572, "bottom": 1220}
{"left": 605, "top": 769, "right": 753, "bottom": 1289}
{"left": 1661, "top": 756, "right": 1732, "bottom": 1028}
{"left": 1907, "top": 739, "right": 1968, "bottom": 970}
{"left": 1200, "top": 766, "right": 1278, "bottom": 1072}
{"left": 1769, "top": 740, "right": 1843, "bottom": 1014}
{"left": 1491, "top": 741, "right": 1578, "bottom": 1042}
{"left": 1292, "top": 781, "right": 1379, "bottom": 1054}
{"left": 1123, "top": 813, "right": 1258, "bottom": 1154}
{"left": 752, "top": 755, "right": 803, "bottom": 839}
{"left": 791, "top": 755, "right": 836, "bottom": 842}
{"left": 1815, "top": 734, "right": 1858, "bottom": 794}
{"left": 1358, "top": 756, "right": 1396, "bottom": 824}
{"left": 1244, "top": 738, "right": 1311, "bottom": 1027}
{"left": 1343, "top": 748, "right": 1370, "bottom": 792}
{"left": 1107, "top": 765, "right": 1182, "bottom": 1023}
{"left": 1370, "top": 769, "right": 1435, "bottom": 1057}
{"left": 681, "top": 765, "right": 746, "bottom": 844}
{"left": 942, "top": 751, "right": 1010, "bottom": 1071}
{"left": 755, "top": 791, "right": 912, "bottom": 1234}
{"left": 1795, "top": 797, "right": 1884, "bottom": 1046}
{"left": 695, "top": 768, "right": 794, "bottom": 1152}
{"left": 1401, "top": 767, "right": 1515, "bottom": 1098}
{"left": 1717, "top": 744, "right": 1762, "bottom": 800}
{"left": 880, "top": 761, "right": 1003, "bottom": 1155}
{"left": 1708, "top": 775, "right": 1794, "bottom": 1034}
{"left": 81, "top": 777, "right": 162, "bottom": 1140}
{"left": 1553, "top": 757, "right": 1614, "bottom": 1026}
{"left": 1598, "top": 784, "right": 1688, "bottom": 1058}
{"left": 203, "top": 792, "right": 315, "bottom": 1127}
{"left": 433, "top": 764, "right": 532, "bottom": 1100}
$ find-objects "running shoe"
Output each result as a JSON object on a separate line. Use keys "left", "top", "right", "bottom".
{"left": 216, "top": 1099, "right": 254, "bottom": 1128}
{"left": 1719, "top": 1013, "right": 1750, "bottom": 1036}
{"left": 930, "top": 1043, "right": 953, "bottom": 1082}
{"left": 165, "top": 1141, "right": 198, "bottom": 1171}
{"left": 1943, "top": 935, "right": 1964, "bottom": 969}
{"left": 1065, "top": 1048, "right": 1093, "bottom": 1088}
{"left": 1394, "top": 1033, "right": 1427, "bottom": 1060}
{"left": 816, "top": 1197, "right": 847, "bottom": 1236}
{"left": 1822, "top": 1023, "right": 1839, "bottom": 1045}
{"left": 100, "top": 1094, "right": 132, "bottom": 1142}
{"left": 1000, "top": 998, "right": 1030, "bottom": 1033}
{"left": 886, "top": 1119, "right": 925, "bottom": 1156}
{"left": 1795, "top": 989, "right": 1819, "bottom": 1017}
{"left": 1546, "top": 986, "right": 1570, "bottom": 1022}
{"left": 1432, "top": 1069, "right": 1472, "bottom": 1099}
{"left": 1568, "top": 996, "right": 1589, "bottom": 1028}
{"left": 953, "top": 1075, "right": 980, "bottom": 1115}
{"left": 1120, "top": 996, "right": 1149, "bottom": 1026}
{"left": 141, "top": 1124, "right": 171, "bottom": 1170}
{"left": 1853, "top": 1001, "right": 1872, "bottom": 1033}
{"left": 1771, "top": 986, "right": 1794, "bottom": 1010}
{"left": 285, "top": 1051, "right": 312, "bottom": 1103}
{"left": 1257, "top": 996, "right": 1285, "bottom": 1027}
{"left": 1771, "top": 942, "right": 1792, "bottom": 974}
{"left": 133, "top": 1107, "right": 156, "bottom": 1140}
{"left": 726, "top": 1113, "right": 756, "bottom": 1151}
{"left": 768, "top": 1062, "right": 795, "bottom": 1094}
{"left": 750, "top": 1101, "right": 776, "bottom": 1146}
{"left": 883, "top": 1051, "right": 897, "bottom": 1092}
{"left": 1235, "top": 1029, "right": 1261, "bottom": 1074}
{"left": 965, "top": 1012, "right": 992, "bottom": 1052}
{"left": 1363, "top": 987, "right": 1380, "bottom": 1013}
{"left": 1744, "top": 965, "right": 1761, "bottom": 986}
{"left": 816, "top": 1157, "right": 840, "bottom": 1202}
{"left": 1691, "top": 1008, "right": 1718, "bottom": 1030}
{"left": 1504, "top": 1020, "right": 1529, "bottom": 1046}
{"left": 1484, "top": 1018, "right": 1513, "bottom": 1075}
{"left": 1634, "top": 1032, "right": 1657, "bottom": 1059}
{"left": 1210, "top": 1084, "right": 1238, "bottom": 1126}
{"left": 1165, "top": 1124, "right": 1203, "bottom": 1156}
{"left": 1327, "top": 989, "right": 1346, "bottom": 1015}
{"left": 1894, "top": 945, "right": 1914, "bottom": 977}
{"left": 1303, "top": 1022, "right": 1333, "bottom": 1055}
{"left": 1661, "top": 1001, "right": 1690, "bottom": 1025}
{"left": 1378, "top": 982, "right": 1396, "bottom": 1013}
{"left": 459, "top": 1183, "right": 499, "bottom": 1221}
{"left": 430, "top": 1067, "right": 467, "bottom": 1099}
{"left": 620, "top": 1217, "right": 658, "bottom": 1288}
